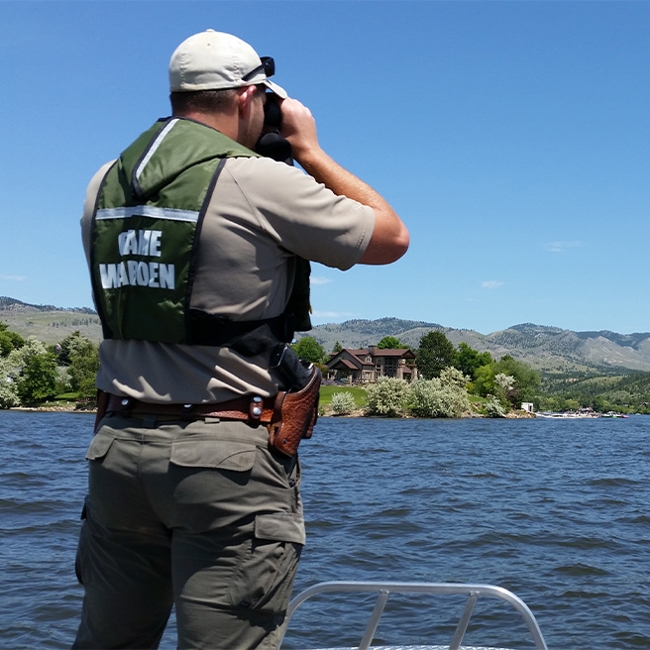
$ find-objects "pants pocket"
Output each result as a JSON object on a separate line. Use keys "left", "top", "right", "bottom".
{"left": 228, "top": 512, "right": 304, "bottom": 614}
{"left": 85, "top": 431, "right": 116, "bottom": 461}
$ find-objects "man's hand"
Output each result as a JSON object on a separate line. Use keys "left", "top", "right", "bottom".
{"left": 279, "top": 98, "right": 322, "bottom": 164}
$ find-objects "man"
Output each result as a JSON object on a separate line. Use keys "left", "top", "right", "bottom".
{"left": 74, "top": 30, "right": 408, "bottom": 649}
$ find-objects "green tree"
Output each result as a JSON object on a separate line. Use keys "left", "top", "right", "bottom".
{"left": 377, "top": 336, "right": 404, "bottom": 349}
{"left": 69, "top": 338, "right": 100, "bottom": 398}
{"left": 473, "top": 363, "right": 496, "bottom": 397}
{"left": 454, "top": 342, "right": 493, "bottom": 380}
{"left": 1, "top": 337, "right": 49, "bottom": 407}
{"left": 472, "top": 355, "right": 540, "bottom": 409}
{"left": 332, "top": 341, "right": 343, "bottom": 354}
{"left": 493, "top": 355, "right": 541, "bottom": 406}
{"left": 17, "top": 351, "right": 58, "bottom": 403}
{"left": 0, "top": 322, "right": 25, "bottom": 357}
{"left": 58, "top": 331, "right": 89, "bottom": 365}
{"left": 416, "top": 330, "right": 456, "bottom": 379}
{"left": 292, "top": 336, "right": 326, "bottom": 364}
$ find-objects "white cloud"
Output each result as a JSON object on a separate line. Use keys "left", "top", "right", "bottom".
{"left": 310, "top": 276, "right": 333, "bottom": 286}
{"left": 312, "top": 310, "right": 355, "bottom": 319}
{"left": 481, "top": 280, "right": 504, "bottom": 290}
{"left": 543, "top": 240, "right": 583, "bottom": 253}
{"left": 0, "top": 274, "right": 26, "bottom": 282}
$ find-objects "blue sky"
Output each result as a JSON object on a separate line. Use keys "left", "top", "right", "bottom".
{"left": 2, "top": 1, "right": 649, "bottom": 335}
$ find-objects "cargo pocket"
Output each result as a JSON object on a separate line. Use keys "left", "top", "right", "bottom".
{"left": 170, "top": 440, "right": 257, "bottom": 471}
{"left": 85, "top": 433, "right": 115, "bottom": 462}
{"left": 228, "top": 512, "right": 305, "bottom": 613}
{"left": 255, "top": 513, "right": 306, "bottom": 546}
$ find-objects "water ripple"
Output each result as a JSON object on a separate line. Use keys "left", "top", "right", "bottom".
{"left": 1, "top": 412, "right": 649, "bottom": 649}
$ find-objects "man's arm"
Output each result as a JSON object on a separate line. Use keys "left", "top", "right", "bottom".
{"left": 279, "top": 98, "right": 409, "bottom": 265}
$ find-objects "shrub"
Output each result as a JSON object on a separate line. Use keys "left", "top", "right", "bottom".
{"left": 330, "top": 391, "right": 356, "bottom": 415}
{"left": 407, "top": 372, "right": 471, "bottom": 419}
{"left": 0, "top": 349, "right": 21, "bottom": 408}
{"left": 484, "top": 396, "right": 507, "bottom": 418}
{"left": 1, "top": 337, "right": 52, "bottom": 407}
{"left": 365, "top": 377, "right": 409, "bottom": 417}
{"left": 0, "top": 374, "right": 20, "bottom": 408}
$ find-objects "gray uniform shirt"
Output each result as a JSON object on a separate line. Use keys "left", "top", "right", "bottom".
{"left": 81, "top": 155, "right": 375, "bottom": 403}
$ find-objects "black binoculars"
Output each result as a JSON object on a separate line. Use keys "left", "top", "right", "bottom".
{"left": 263, "top": 92, "right": 282, "bottom": 129}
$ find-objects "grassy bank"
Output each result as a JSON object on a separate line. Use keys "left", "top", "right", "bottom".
{"left": 319, "top": 385, "right": 368, "bottom": 409}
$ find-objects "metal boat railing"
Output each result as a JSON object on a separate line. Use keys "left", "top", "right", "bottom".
{"left": 280, "top": 581, "right": 549, "bottom": 650}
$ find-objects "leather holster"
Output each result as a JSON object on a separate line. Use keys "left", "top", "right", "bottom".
{"left": 268, "top": 366, "right": 321, "bottom": 456}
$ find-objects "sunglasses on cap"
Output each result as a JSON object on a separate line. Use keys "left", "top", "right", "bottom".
{"left": 242, "top": 56, "right": 275, "bottom": 81}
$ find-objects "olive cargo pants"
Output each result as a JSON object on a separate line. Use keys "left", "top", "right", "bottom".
{"left": 73, "top": 413, "right": 304, "bottom": 649}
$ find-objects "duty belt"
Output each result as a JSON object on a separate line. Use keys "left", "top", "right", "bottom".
{"left": 106, "top": 393, "right": 277, "bottom": 425}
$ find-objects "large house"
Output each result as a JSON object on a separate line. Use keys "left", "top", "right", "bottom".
{"left": 326, "top": 347, "right": 418, "bottom": 384}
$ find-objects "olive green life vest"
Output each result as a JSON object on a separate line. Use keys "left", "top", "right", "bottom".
{"left": 90, "top": 117, "right": 310, "bottom": 346}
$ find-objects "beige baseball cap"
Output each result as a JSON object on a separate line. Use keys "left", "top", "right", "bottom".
{"left": 169, "top": 29, "right": 287, "bottom": 99}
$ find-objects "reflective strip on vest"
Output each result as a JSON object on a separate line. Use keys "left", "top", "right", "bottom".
{"left": 96, "top": 206, "right": 200, "bottom": 223}
{"left": 134, "top": 119, "right": 180, "bottom": 184}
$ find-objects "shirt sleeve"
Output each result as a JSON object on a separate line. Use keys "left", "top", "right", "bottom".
{"left": 80, "top": 161, "right": 115, "bottom": 267}
{"left": 222, "top": 156, "right": 376, "bottom": 271}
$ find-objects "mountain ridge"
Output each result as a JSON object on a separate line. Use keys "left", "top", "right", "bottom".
{"left": 2, "top": 297, "right": 649, "bottom": 374}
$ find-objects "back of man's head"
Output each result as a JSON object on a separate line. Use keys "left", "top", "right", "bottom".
{"left": 170, "top": 88, "right": 237, "bottom": 116}
{"left": 169, "top": 30, "right": 286, "bottom": 97}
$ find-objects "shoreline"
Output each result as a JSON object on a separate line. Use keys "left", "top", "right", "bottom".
{"left": 9, "top": 405, "right": 96, "bottom": 414}
{"left": 8, "top": 405, "right": 537, "bottom": 419}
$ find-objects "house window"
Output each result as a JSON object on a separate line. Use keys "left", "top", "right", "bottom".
{"left": 384, "top": 358, "right": 397, "bottom": 377}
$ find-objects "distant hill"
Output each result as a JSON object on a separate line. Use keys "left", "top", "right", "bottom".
{"left": 0, "top": 297, "right": 102, "bottom": 344}
{"left": 2, "top": 297, "right": 649, "bottom": 374}
{"left": 305, "top": 318, "right": 650, "bottom": 374}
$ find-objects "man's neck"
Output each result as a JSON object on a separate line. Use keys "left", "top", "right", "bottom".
{"left": 173, "top": 111, "right": 238, "bottom": 141}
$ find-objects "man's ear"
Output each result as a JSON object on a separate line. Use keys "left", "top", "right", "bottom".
{"left": 236, "top": 86, "right": 257, "bottom": 117}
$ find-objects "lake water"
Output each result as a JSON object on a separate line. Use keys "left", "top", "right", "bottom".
{"left": 0, "top": 411, "right": 648, "bottom": 649}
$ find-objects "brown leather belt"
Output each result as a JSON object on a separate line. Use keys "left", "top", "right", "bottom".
{"left": 106, "top": 393, "right": 277, "bottom": 425}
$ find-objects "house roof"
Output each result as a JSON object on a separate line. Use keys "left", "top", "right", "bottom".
{"left": 327, "top": 349, "right": 365, "bottom": 369}
{"left": 326, "top": 346, "right": 416, "bottom": 371}
{"left": 347, "top": 349, "right": 371, "bottom": 358}
{"left": 372, "top": 348, "right": 415, "bottom": 358}
{"left": 330, "top": 358, "right": 359, "bottom": 371}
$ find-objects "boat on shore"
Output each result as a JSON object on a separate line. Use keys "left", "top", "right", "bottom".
{"left": 535, "top": 407, "right": 628, "bottom": 419}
